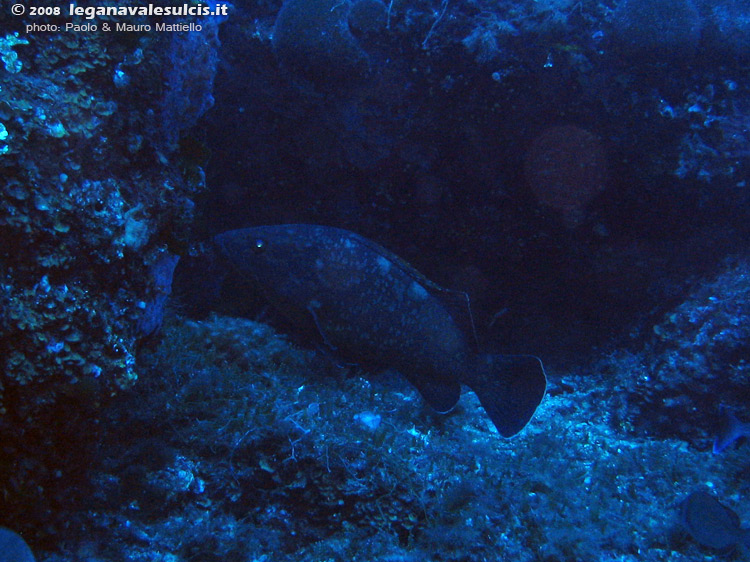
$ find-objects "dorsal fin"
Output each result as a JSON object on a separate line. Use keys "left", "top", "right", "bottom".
{"left": 349, "top": 232, "right": 479, "bottom": 349}
{"left": 421, "top": 284, "right": 479, "bottom": 351}
{"left": 349, "top": 232, "right": 437, "bottom": 288}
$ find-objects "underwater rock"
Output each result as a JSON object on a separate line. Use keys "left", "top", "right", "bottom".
{"left": 679, "top": 490, "right": 750, "bottom": 550}
{"left": 348, "top": 0, "right": 388, "bottom": 35}
{"left": 137, "top": 252, "right": 180, "bottom": 339}
{"left": 620, "top": 260, "right": 750, "bottom": 442}
{"left": 612, "top": 0, "right": 702, "bottom": 59}
{"left": 0, "top": 14, "right": 220, "bottom": 417}
{"left": 160, "top": 16, "right": 223, "bottom": 148}
{"left": 272, "top": 0, "right": 369, "bottom": 86}
{"left": 699, "top": 0, "right": 750, "bottom": 60}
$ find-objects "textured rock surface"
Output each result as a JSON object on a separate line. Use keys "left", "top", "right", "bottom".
{"left": 612, "top": 0, "right": 702, "bottom": 58}
{"left": 0, "top": 12, "right": 219, "bottom": 417}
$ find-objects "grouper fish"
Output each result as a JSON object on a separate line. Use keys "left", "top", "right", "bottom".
{"left": 214, "top": 224, "right": 546, "bottom": 437}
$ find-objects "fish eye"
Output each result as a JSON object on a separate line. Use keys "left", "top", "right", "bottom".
{"left": 253, "top": 238, "right": 266, "bottom": 253}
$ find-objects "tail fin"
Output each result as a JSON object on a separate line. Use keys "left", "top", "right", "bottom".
{"left": 465, "top": 354, "right": 547, "bottom": 437}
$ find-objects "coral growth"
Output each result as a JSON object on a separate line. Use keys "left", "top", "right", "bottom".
{"left": 23, "top": 314, "right": 750, "bottom": 562}
{"left": 0, "top": 10, "right": 222, "bottom": 418}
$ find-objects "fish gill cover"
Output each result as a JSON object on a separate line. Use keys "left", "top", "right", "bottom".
{"left": 2, "top": 0, "right": 750, "bottom": 560}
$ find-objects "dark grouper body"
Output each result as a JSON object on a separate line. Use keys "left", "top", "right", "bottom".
{"left": 215, "top": 225, "right": 546, "bottom": 437}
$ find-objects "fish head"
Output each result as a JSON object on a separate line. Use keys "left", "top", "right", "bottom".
{"left": 214, "top": 225, "right": 323, "bottom": 296}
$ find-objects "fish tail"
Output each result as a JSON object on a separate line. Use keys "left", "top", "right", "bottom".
{"left": 466, "top": 354, "right": 547, "bottom": 437}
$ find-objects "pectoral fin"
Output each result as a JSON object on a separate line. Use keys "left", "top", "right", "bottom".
{"left": 403, "top": 372, "right": 461, "bottom": 413}
{"left": 306, "top": 300, "right": 337, "bottom": 351}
